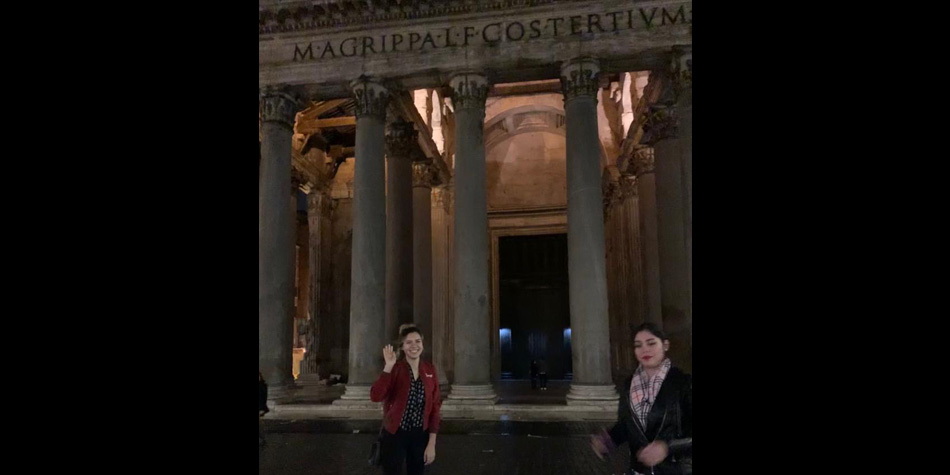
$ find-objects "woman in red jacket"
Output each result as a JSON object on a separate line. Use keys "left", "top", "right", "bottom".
{"left": 371, "top": 323, "right": 442, "bottom": 475}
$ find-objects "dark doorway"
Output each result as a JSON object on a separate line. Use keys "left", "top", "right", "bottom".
{"left": 499, "top": 233, "right": 572, "bottom": 380}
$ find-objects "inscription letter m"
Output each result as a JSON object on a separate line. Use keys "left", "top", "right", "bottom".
{"left": 662, "top": 6, "right": 688, "bottom": 25}
{"left": 293, "top": 43, "right": 314, "bottom": 61}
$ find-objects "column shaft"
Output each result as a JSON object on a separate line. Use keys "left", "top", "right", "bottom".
{"left": 642, "top": 47, "right": 692, "bottom": 371}
{"left": 338, "top": 78, "right": 390, "bottom": 403}
{"left": 412, "top": 161, "right": 437, "bottom": 347}
{"left": 385, "top": 119, "right": 416, "bottom": 341}
{"left": 446, "top": 73, "right": 497, "bottom": 404}
{"left": 299, "top": 189, "right": 330, "bottom": 384}
{"left": 431, "top": 186, "right": 453, "bottom": 390}
{"left": 634, "top": 148, "right": 663, "bottom": 325}
{"left": 561, "top": 58, "right": 618, "bottom": 406}
{"left": 259, "top": 87, "right": 301, "bottom": 400}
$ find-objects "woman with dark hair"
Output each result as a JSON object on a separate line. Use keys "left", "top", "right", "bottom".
{"left": 591, "top": 323, "right": 692, "bottom": 474}
{"left": 371, "top": 323, "right": 442, "bottom": 475}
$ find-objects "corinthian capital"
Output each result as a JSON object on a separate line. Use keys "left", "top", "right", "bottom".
{"left": 432, "top": 184, "right": 453, "bottom": 212}
{"left": 620, "top": 173, "right": 638, "bottom": 198}
{"left": 602, "top": 175, "right": 623, "bottom": 212}
{"left": 385, "top": 118, "right": 417, "bottom": 158}
{"left": 672, "top": 46, "right": 692, "bottom": 100}
{"left": 350, "top": 76, "right": 390, "bottom": 120}
{"left": 307, "top": 187, "right": 332, "bottom": 217}
{"left": 412, "top": 160, "right": 440, "bottom": 188}
{"left": 448, "top": 72, "right": 489, "bottom": 111}
{"left": 632, "top": 146, "right": 655, "bottom": 176}
{"left": 640, "top": 105, "right": 678, "bottom": 145}
{"left": 260, "top": 86, "right": 303, "bottom": 130}
{"left": 560, "top": 57, "right": 601, "bottom": 102}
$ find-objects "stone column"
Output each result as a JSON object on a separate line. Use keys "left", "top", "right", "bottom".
{"left": 385, "top": 119, "right": 416, "bottom": 341}
{"left": 413, "top": 160, "right": 439, "bottom": 348}
{"left": 259, "top": 86, "right": 302, "bottom": 401}
{"left": 560, "top": 58, "right": 618, "bottom": 406}
{"left": 603, "top": 170, "right": 643, "bottom": 379}
{"left": 431, "top": 185, "right": 454, "bottom": 392}
{"left": 290, "top": 178, "right": 306, "bottom": 383}
{"left": 318, "top": 197, "right": 336, "bottom": 377}
{"left": 674, "top": 48, "right": 693, "bottom": 356}
{"left": 298, "top": 186, "right": 331, "bottom": 386}
{"left": 641, "top": 46, "right": 692, "bottom": 371}
{"left": 445, "top": 72, "right": 497, "bottom": 404}
{"left": 290, "top": 176, "right": 305, "bottom": 321}
{"left": 325, "top": 197, "right": 350, "bottom": 378}
{"left": 337, "top": 77, "right": 390, "bottom": 404}
{"left": 602, "top": 172, "right": 625, "bottom": 381}
{"left": 619, "top": 172, "right": 644, "bottom": 374}
{"left": 633, "top": 146, "right": 662, "bottom": 325}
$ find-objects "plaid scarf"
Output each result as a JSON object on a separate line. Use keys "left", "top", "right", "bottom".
{"left": 629, "top": 358, "right": 672, "bottom": 429}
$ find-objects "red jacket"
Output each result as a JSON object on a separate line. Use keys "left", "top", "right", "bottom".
{"left": 370, "top": 360, "right": 442, "bottom": 435}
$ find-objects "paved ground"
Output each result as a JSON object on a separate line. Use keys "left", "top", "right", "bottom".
{"left": 259, "top": 419, "right": 632, "bottom": 475}
{"left": 284, "top": 380, "right": 575, "bottom": 406}
{"left": 261, "top": 380, "right": 633, "bottom": 474}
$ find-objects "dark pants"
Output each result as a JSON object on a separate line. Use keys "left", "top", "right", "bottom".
{"left": 539, "top": 373, "right": 548, "bottom": 388}
{"left": 531, "top": 374, "right": 538, "bottom": 389}
{"left": 382, "top": 427, "right": 429, "bottom": 475}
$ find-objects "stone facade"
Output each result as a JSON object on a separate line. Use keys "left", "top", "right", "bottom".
{"left": 259, "top": 0, "right": 692, "bottom": 404}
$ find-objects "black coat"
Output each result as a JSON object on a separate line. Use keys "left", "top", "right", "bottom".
{"left": 608, "top": 367, "right": 692, "bottom": 475}
{"left": 259, "top": 381, "right": 269, "bottom": 413}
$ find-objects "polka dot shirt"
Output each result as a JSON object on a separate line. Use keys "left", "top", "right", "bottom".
{"left": 399, "top": 366, "right": 426, "bottom": 430}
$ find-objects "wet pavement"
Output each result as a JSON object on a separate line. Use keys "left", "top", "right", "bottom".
{"left": 261, "top": 380, "right": 633, "bottom": 474}
{"left": 259, "top": 419, "right": 632, "bottom": 475}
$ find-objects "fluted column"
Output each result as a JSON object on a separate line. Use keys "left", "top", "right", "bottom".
{"left": 603, "top": 170, "right": 643, "bottom": 379}
{"left": 633, "top": 147, "right": 662, "bottom": 326}
{"left": 385, "top": 119, "right": 416, "bottom": 342}
{"left": 445, "top": 72, "right": 497, "bottom": 404}
{"left": 298, "top": 186, "right": 332, "bottom": 386}
{"left": 290, "top": 177, "right": 306, "bottom": 383}
{"left": 619, "top": 173, "right": 643, "bottom": 374}
{"left": 641, "top": 46, "right": 692, "bottom": 371}
{"left": 674, "top": 48, "right": 693, "bottom": 357}
{"left": 291, "top": 175, "right": 305, "bottom": 323}
{"left": 337, "top": 77, "right": 390, "bottom": 403}
{"left": 431, "top": 185, "right": 454, "bottom": 392}
{"left": 560, "top": 58, "right": 618, "bottom": 406}
{"left": 259, "top": 86, "right": 302, "bottom": 401}
{"left": 413, "top": 160, "right": 439, "bottom": 349}
{"left": 603, "top": 173, "right": 626, "bottom": 380}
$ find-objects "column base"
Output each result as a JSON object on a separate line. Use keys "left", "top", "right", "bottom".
{"left": 331, "top": 384, "right": 382, "bottom": 409}
{"left": 265, "top": 382, "right": 295, "bottom": 408}
{"left": 444, "top": 384, "right": 498, "bottom": 405}
{"left": 295, "top": 373, "right": 324, "bottom": 386}
{"left": 566, "top": 384, "right": 619, "bottom": 408}
{"left": 292, "top": 375, "right": 326, "bottom": 398}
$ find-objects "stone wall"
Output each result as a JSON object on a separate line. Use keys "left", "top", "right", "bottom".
{"left": 486, "top": 131, "right": 567, "bottom": 210}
